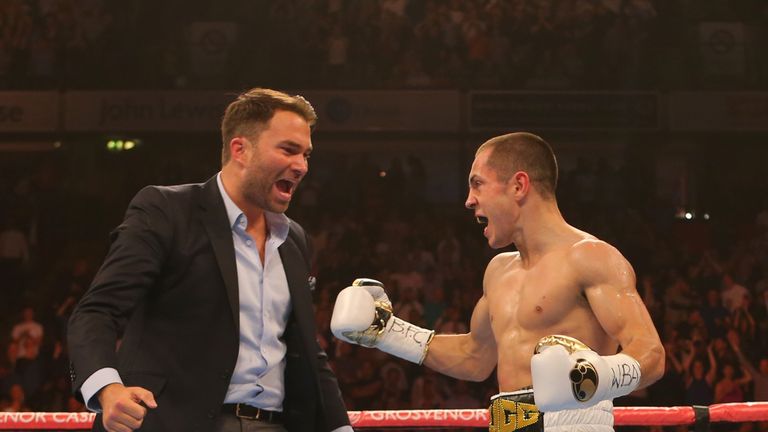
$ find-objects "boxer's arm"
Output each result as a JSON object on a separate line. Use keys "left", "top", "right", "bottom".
{"left": 423, "top": 254, "right": 502, "bottom": 381}
{"left": 575, "top": 240, "right": 665, "bottom": 389}
{"left": 423, "top": 294, "right": 497, "bottom": 382}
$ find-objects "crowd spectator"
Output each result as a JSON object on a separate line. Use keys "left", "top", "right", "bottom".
{"left": 10, "top": 307, "right": 42, "bottom": 363}
{"left": 683, "top": 340, "right": 717, "bottom": 406}
{"left": 722, "top": 273, "right": 750, "bottom": 313}
{"left": 0, "top": 383, "right": 30, "bottom": 412}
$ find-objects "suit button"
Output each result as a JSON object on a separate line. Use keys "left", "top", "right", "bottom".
{"left": 208, "top": 409, "right": 216, "bottom": 419}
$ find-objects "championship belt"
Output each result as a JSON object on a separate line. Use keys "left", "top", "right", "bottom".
{"left": 488, "top": 390, "right": 542, "bottom": 432}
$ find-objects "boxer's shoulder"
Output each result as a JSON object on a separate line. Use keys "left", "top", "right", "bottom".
{"left": 568, "top": 239, "right": 635, "bottom": 287}
{"left": 487, "top": 251, "right": 521, "bottom": 270}
{"left": 570, "top": 237, "right": 617, "bottom": 254}
{"left": 483, "top": 253, "right": 520, "bottom": 295}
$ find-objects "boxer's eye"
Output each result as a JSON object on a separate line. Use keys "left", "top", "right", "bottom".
{"left": 476, "top": 216, "right": 488, "bottom": 225}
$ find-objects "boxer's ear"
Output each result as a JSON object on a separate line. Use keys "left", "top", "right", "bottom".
{"left": 510, "top": 171, "right": 531, "bottom": 198}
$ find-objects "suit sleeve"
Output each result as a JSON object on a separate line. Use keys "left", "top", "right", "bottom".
{"left": 300, "top": 225, "right": 350, "bottom": 430}
{"left": 68, "top": 186, "right": 174, "bottom": 400}
{"left": 317, "top": 348, "right": 351, "bottom": 430}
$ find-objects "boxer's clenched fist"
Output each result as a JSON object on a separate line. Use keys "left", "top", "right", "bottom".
{"left": 531, "top": 335, "right": 641, "bottom": 412}
{"left": 98, "top": 383, "right": 157, "bottom": 432}
{"left": 331, "top": 278, "right": 434, "bottom": 364}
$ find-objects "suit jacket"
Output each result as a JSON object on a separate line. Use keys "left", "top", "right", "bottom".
{"left": 68, "top": 176, "right": 349, "bottom": 432}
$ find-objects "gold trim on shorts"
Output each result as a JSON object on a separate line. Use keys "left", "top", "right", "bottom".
{"left": 488, "top": 392, "right": 540, "bottom": 432}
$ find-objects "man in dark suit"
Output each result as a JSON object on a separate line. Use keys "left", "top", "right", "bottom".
{"left": 68, "top": 88, "right": 352, "bottom": 432}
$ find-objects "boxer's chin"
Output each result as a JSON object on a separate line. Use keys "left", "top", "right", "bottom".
{"left": 485, "top": 230, "right": 498, "bottom": 249}
{"left": 486, "top": 232, "right": 509, "bottom": 250}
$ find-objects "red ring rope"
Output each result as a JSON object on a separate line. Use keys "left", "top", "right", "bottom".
{"left": 0, "top": 403, "right": 766, "bottom": 429}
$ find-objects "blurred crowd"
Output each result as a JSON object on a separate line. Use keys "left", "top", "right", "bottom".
{"left": 0, "top": 0, "right": 767, "bottom": 90}
{"left": 1, "top": 147, "right": 767, "bottom": 432}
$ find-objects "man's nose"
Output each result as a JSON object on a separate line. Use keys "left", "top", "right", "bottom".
{"left": 465, "top": 194, "right": 476, "bottom": 209}
{"left": 292, "top": 155, "right": 309, "bottom": 176}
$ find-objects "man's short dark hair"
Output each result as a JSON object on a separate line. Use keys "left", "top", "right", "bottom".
{"left": 476, "top": 132, "right": 558, "bottom": 199}
{"left": 220, "top": 88, "right": 317, "bottom": 165}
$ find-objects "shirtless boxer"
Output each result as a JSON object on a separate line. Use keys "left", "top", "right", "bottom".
{"left": 331, "top": 132, "right": 665, "bottom": 431}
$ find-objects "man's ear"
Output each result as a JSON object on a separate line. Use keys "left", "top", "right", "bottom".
{"left": 510, "top": 171, "right": 531, "bottom": 199}
{"left": 229, "top": 137, "right": 248, "bottom": 164}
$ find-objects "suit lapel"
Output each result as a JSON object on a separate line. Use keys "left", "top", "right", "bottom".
{"left": 199, "top": 176, "right": 240, "bottom": 331}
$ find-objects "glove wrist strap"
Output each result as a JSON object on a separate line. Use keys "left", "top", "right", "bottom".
{"left": 599, "top": 353, "right": 642, "bottom": 400}
{"left": 378, "top": 316, "right": 435, "bottom": 364}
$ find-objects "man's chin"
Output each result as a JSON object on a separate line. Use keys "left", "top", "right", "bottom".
{"left": 488, "top": 238, "right": 510, "bottom": 250}
{"left": 269, "top": 200, "right": 291, "bottom": 213}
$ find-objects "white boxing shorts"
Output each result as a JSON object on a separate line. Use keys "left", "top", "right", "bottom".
{"left": 544, "top": 399, "right": 613, "bottom": 432}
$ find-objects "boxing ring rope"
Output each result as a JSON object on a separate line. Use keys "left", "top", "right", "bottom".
{"left": 1, "top": 403, "right": 766, "bottom": 430}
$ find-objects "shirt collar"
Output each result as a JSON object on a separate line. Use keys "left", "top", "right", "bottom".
{"left": 216, "top": 172, "right": 290, "bottom": 242}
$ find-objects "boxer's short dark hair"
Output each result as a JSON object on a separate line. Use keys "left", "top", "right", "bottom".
{"left": 477, "top": 132, "right": 558, "bottom": 199}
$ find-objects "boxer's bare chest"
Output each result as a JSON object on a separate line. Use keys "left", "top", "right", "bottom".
{"left": 486, "top": 251, "right": 605, "bottom": 390}
{"left": 487, "top": 252, "right": 584, "bottom": 337}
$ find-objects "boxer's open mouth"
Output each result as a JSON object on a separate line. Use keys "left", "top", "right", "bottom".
{"left": 476, "top": 216, "right": 488, "bottom": 225}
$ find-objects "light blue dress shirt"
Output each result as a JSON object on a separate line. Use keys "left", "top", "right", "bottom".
{"left": 220, "top": 175, "right": 353, "bottom": 432}
{"left": 217, "top": 173, "right": 292, "bottom": 410}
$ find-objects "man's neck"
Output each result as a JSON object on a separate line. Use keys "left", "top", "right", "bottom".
{"left": 221, "top": 169, "right": 269, "bottom": 262}
{"left": 220, "top": 168, "right": 265, "bottom": 230}
{"left": 513, "top": 202, "right": 572, "bottom": 265}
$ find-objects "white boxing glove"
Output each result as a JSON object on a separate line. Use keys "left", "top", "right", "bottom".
{"left": 331, "top": 278, "right": 434, "bottom": 364}
{"left": 531, "top": 335, "right": 641, "bottom": 412}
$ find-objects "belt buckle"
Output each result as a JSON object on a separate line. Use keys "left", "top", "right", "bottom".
{"left": 489, "top": 397, "right": 540, "bottom": 431}
{"left": 235, "top": 404, "right": 270, "bottom": 422}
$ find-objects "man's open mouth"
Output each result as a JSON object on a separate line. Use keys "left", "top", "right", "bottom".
{"left": 276, "top": 179, "right": 295, "bottom": 194}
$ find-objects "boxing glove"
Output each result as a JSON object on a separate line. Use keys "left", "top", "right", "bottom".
{"left": 331, "top": 278, "right": 434, "bottom": 364}
{"left": 531, "top": 335, "right": 641, "bottom": 412}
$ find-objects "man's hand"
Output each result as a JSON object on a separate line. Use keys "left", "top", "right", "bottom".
{"left": 531, "top": 335, "right": 641, "bottom": 412}
{"left": 331, "top": 278, "right": 434, "bottom": 364}
{"left": 98, "top": 383, "right": 157, "bottom": 432}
